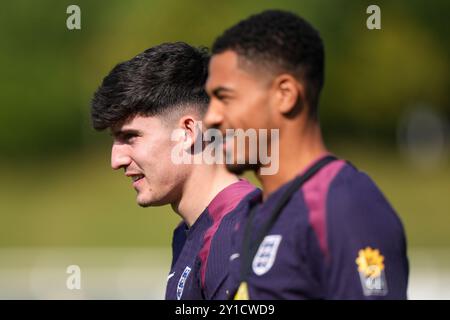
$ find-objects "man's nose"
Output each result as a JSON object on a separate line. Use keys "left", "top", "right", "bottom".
{"left": 204, "top": 100, "right": 224, "bottom": 129}
{"left": 111, "top": 143, "right": 132, "bottom": 170}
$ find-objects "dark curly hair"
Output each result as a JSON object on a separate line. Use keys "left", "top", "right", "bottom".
{"left": 91, "top": 42, "right": 210, "bottom": 130}
{"left": 212, "top": 10, "right": 324, "bottom": 117}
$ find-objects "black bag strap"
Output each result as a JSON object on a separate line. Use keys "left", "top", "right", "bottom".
{"left": 240, "top": 155, "right": 338, "bottom": 282}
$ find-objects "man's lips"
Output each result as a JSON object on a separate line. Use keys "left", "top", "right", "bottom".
{"left": 125, "top": 173, "right": 145, "bottom": 186}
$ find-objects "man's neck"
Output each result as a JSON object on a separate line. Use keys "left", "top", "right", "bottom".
{"left": 257, "top": 120, "right": 328, "bottom": 200}
{"left": 172, "top": 165, "right": 239, "bottom": 227}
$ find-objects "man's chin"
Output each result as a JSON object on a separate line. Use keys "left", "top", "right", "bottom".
{"left": 225, "top": 163, "right": 259, "bottom": 175}
{"left": 136, "top": 194, "right": 168, "bottom": 207}
{"left": 136, "top": 195, "right": 156, "bottom": 207}
{"left": 137, "top": 201, "right": 152, "bottom": 208}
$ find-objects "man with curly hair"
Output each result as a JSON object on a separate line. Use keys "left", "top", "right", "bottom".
{"left": 205, "top": 10, "right": 409, "bottom": 299}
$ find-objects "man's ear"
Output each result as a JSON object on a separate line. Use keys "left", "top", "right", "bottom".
{"left": 178, "top": 115, "right": 199, "bottom": 149}
{"left": 272, "top": 74, "right": 305, "bottom": 116}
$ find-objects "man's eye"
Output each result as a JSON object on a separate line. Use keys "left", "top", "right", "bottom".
{"left": 124, "top": 134, "right": 137, "bottom": 141}
{"left": 218, "top": 95, "right": 230, "bottom": 102}
{"left": 118, "top": 133, "right": 138, "bottom": 143}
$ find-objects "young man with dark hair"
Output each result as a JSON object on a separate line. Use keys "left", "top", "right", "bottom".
{"left": 205, "top": 10, "right": 408, "bottom": 299}
{"left": 91, "top": 42, "right": 258, "bottom": 300}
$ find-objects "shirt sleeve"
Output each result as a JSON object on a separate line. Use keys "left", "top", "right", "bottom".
{"left": 323, "top": 166, "right": 409, "bottom": 299}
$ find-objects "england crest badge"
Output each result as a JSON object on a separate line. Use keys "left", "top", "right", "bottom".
{"left": 176, "top": 266, "right": 191, "bottom": 300}
{"left": 252, "top": 235, "right": 282, "bottom": 276}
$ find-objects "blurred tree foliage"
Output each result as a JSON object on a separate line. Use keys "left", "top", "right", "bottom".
{"left": 0, "top": 0, "right": 448, "bottom": 158}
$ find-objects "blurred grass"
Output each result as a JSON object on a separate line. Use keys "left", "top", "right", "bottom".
{"left": 0, "top": 146, "right": 180, "bottom": 247}
{"left": 0, "top": 144, "right": 448, "bottom": 248}
{"left": 1, "top": 1, "right": 448, "bottom": 157}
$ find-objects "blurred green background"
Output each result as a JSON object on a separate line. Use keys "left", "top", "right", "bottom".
{"left": 0, "top": 0, "right": 449, "bottom": 299}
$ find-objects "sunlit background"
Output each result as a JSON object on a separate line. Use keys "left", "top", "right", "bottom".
{"left": 0, "top": 0, "right": 448, "bottom": 299}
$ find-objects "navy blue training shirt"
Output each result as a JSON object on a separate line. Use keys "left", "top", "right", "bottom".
{"left": 165, "top": 179, "right": 257, "bottom": 300}
{"left": 229, "top": 155, "right": 409, "bottom": 299}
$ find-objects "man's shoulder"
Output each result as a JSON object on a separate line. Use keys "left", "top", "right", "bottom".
{"left": 198, "top": 183, "right": 260, "bottom": 297}
{"left": 300, "top": 159, "right": 389, "bottom": 209}
{"left": 208, "top": 179, "right": 258, "bottom": 219}
{"left": 327, "top": 162, "right": 394, "bottom": 210}
{"left": 326, "top": 161, "right": 406, "bottom": 240}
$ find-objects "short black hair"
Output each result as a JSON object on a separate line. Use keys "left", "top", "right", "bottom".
{"left": 212, "top": 10, "right": 324, "bottom": 117}
{"left": 91, "top": 42, "right": 210, "bottom": 130}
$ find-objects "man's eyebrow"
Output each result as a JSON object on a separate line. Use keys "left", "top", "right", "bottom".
{"left": 110, "top": 128, "right": 141, "bottom": 138}
{"left": 211, "top": 86, "right": 234, "bottom": 97}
